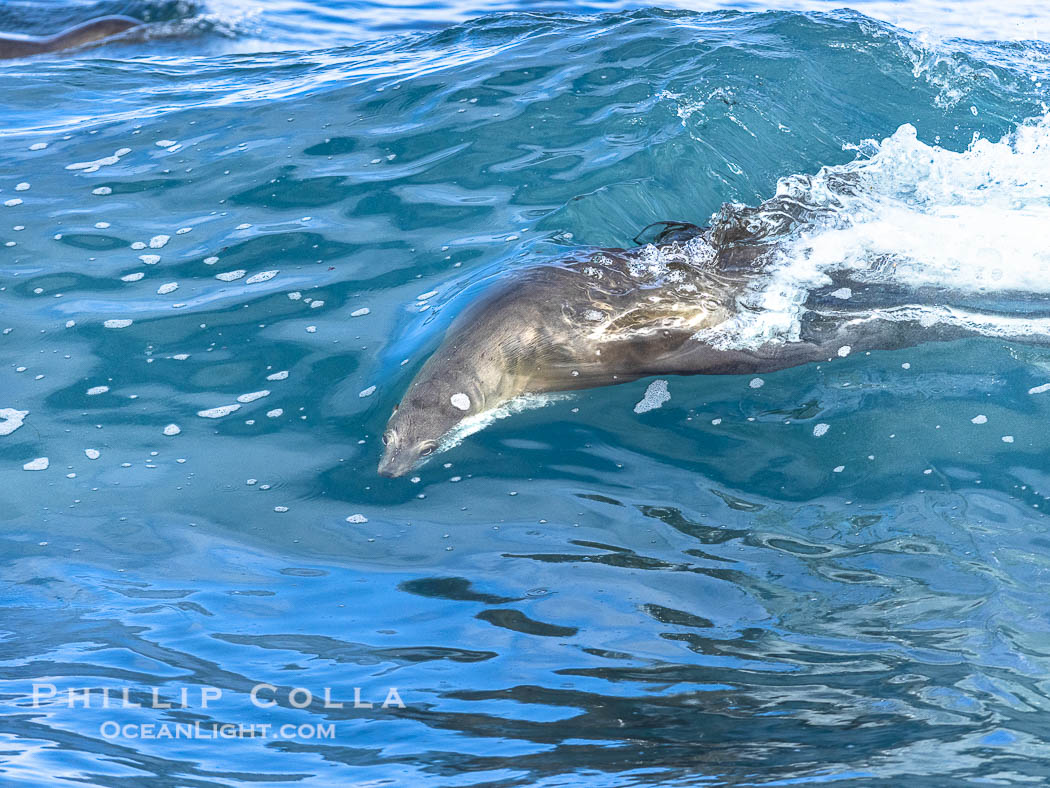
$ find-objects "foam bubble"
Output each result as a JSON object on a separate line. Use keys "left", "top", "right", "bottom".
{"left": 198, "top": 404, "right": 241, "bottom": 419}
{"left": 0, "top": 408, "right": 28, "bottom": 436}
{"left": 634, "top": 379, "right": 670, "bottom": 413}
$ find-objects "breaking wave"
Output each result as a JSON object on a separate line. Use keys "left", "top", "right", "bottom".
{"left": 698, "top": 112, "right": 1050, "bottom": 349}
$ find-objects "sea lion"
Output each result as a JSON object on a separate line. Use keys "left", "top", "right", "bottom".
{"left": 376, "top": 220, "right": 976, "bottom": 477}
{"left": 0, "top": 15, "right": 140, "bottom": 59}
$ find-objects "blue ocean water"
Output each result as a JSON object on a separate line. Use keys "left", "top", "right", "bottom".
{"left": 3, "top": 1, "right": 1050, "bottom": 785}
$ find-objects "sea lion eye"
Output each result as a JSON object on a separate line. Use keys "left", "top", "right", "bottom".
{"left": 420, "top": 443, "right": 436, "bottom": 456}
{"left": 382, "top": 432, "right": 392, "bottom": 446}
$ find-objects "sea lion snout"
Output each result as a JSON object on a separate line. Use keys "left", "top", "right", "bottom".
{"left": 377, "top": 452, "right": 408, "bottom": 478}
{"left": 376, "top": 423, "right": 444, "bottom": 478}
{"left": 378, "top": 447, "right": 433, "bottom": 478}
{"left": 377, "top": 428, "right": 435, "bottom": 477}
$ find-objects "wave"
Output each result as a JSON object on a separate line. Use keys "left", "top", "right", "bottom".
{"left": 1, "top": 9, "right": 1046, "bottom": 130}
{"left": 3, "top": 8, "right": 1049, "bottom": 370}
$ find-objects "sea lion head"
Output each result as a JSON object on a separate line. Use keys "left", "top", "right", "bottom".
{"left": 377, "top": 272, "right": 564, "bottom": 477}
{"left": 377, "top": 350, "right": 488, "bottom": 478}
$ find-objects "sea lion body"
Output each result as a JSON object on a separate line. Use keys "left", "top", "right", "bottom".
{"left": 377, "top": 219, "right": 991, "bottom": 477}
{"left": 379, "top": 223, "right": 921, "bottom": 477}
{"left": 0, "top": 15, "right": 140, "bottom": 59}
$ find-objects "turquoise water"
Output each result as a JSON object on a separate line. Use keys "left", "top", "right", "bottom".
{"left": 4, "top": 2, "right": 1050, "bottom": 785}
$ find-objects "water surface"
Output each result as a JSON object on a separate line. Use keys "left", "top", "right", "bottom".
{"left": 2, "top": 1, "right": 1050, "bottom": 785}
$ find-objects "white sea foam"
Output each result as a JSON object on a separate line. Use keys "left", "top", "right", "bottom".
{"left": 696, "top": 113, "right": 1050, "bottom": 351}
{"left": 0, "top": 408, "right": 28, "bottom": 436}
{"left": 246, "top": 270, "right": 278, "bottom": 284}
{"left": 198, "top": 404, "right": 240, "bottom": 419}
{"left": 634, "top": 379, "right": 670, "bottom": 414}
